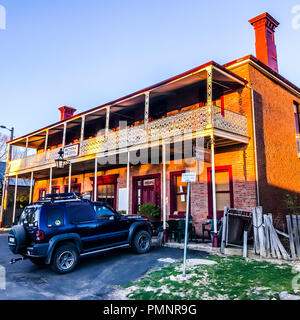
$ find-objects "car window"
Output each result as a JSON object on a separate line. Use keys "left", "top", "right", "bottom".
{"left": 19, "top": 206, "right": 40, "bottom": 227}
{"left": 46, "top": 206, "right": 65, "bottom": 227}
{"left": 67, "top": 203, "right": 95, "bottom": 223}
{"left": 94, "top": 205, "right": 114, "bottom": 219}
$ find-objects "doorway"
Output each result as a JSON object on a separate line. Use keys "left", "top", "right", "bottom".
{"left": 133, "top": 174, "right": 161, "bottom": 215}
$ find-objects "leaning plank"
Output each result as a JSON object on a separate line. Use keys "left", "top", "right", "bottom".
{"left": 220, "top": 207, "right": 228, "bottom": 254}
{"left": 292, "top": 215, "right": 300, "bottom": 259}
{"left": 268, "top": 215, "right": 277, "bottom": 258}
{"left": 286, "top": 215, "right": 296, "bottom": 260}
{"left": 256, "top": 207, "right": 266, "bottom": 257}
{"left": 275, "top": 229, "right": 289, "bottom": 238}
{"left": 252, "top": 207, "right": 259, "bottom": 255}
{"left": 264, "top": 215, "right": 271, "bottom": 258}
{"left": 269, "top": 221, "right": 289, "bottom": 260}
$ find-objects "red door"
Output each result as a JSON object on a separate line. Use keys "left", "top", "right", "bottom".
{"left": 133, "top": 174, "right": 161, "bottom": 214}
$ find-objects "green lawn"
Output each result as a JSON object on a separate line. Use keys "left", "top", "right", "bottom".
{"left": 124, "top": 256, "right": 298, "bottom": 300}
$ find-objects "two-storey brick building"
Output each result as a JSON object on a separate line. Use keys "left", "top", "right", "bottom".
{"left": 1, "top": 13, "right": 300, "bottom": 242}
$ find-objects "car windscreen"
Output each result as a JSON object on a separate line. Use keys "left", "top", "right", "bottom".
{"left": 18, "top": 206, "right": 40, "bottom": 227}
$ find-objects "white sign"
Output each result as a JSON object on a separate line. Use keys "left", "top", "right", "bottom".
{"left": 64, "top": 144, "right": 79, "bottom": 159}
{"left": 181, "top": 172, "right": 196, "bottom": 183}
{"left": 118, "top": 188, "right": 128, "bottom": 211}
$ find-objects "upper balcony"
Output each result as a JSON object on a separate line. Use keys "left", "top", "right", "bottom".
{"left": 6, "top": 62, "right": 250, "bottom": 175}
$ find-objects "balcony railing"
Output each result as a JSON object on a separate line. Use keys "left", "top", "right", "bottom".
{"left": 8, "top": 106, "right": 247, "bottom": 173}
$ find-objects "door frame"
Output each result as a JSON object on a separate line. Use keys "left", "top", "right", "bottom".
{"left": 90, "top": 174, "right": 118, "bottom": 209}
{"left": 207, "top": 165, "right": 234, "bottom": 220}
{"left": 132, "top": 173, "right": 161, "bottom": 215}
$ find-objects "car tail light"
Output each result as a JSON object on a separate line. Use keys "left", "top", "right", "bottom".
{"left": 35, "top": 230, "right": 45, "bottom": 243}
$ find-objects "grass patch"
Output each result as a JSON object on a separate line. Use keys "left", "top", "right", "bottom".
{"left": 125, "top": 256, "right": 297, "bottom": 300}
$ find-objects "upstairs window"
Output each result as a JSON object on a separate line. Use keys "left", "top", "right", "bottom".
{"left": 294, "top": 101, "right": 300, "bottom": 134}
{"left": 294, "top": 101, "right": 300, "bottom": 154}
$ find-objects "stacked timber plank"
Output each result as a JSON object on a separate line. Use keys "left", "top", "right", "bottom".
{"left": 252, "top": 207, "right": 292, "bottom": 260}
{"left": 286, "top": 215, "right": 300, "bottom": 260}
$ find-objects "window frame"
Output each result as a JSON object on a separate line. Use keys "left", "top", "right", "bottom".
{"left": 169, "top": 171, "right": 190, "bottom": 219}
{"left": 64, "top": 183, "right": 81, "bottom": 193}
{"left": 294, "top": 101, "right": 300, "bottom": 135}
{"left": 207, "top": 165, "right": 234, "bottom": 220}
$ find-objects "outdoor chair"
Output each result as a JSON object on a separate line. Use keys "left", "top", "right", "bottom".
{"left": 201, "top": 219, "right": 222, "bottom": 242}
{"left": 167, "top": 218, "right": 196, "bottom": 243}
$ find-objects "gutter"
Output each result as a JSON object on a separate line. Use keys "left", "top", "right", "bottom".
{"left": 248, "top": 85, "right": 260, "bottom": 206}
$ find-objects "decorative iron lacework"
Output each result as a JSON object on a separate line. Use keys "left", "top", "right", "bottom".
{"left": 8, "top": 106, "right": 247, "bottom": 171}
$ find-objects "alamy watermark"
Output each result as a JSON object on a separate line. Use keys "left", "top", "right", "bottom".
{"left": 292, "top": 5, "right": 300, "bottom": 30}
{"left": 0, "top": 265, "right": 5, "bottom": 290}
{"left": 0, "top": 5, "right": 6, "bottom": 30}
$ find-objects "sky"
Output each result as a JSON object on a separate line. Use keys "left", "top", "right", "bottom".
{"left": 0, "top": 0, "right": 299, "bottom": 139}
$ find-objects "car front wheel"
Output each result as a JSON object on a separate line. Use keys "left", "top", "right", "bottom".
{"left": 132, "top": 230, "right": 151, "bottom": 254}
{"left": 51, "top": 244, "right": 79, "bottom": 274}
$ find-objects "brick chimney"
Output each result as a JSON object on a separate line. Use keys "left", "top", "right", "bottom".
{"left": 249, "top": 12, "right": 280, "bottom": 72}
{"left": 59, "top": 106, "right": 76, "bottom": 121}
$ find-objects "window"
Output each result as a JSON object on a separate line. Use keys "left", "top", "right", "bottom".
{"left": 170, "top": 171, "right": 188, "bottom": 217}
{"left": 39, "top": 189, "right": 46, "bottom": 199}
{"left": 97, "top": 184, "right": 115, "bottom": 208}
{"left": 294, "top": 101, "right": 300, "bottom": 154}
{"left": 46, "top": 206, "right": 65, "bottom": 227}
{"left": 51, "top": 186, "right": 60, "bottom": 194}
{"left": 19, "top": 207, "right": 40, "bottom": 227}
{"left": 64, "top": 184, "right": 81, "bottom": 193}
{"left": 207, "top": 166, "right": 233, "bottom": 220}
{"left": 294, "top": 101, "right": 300, "bottom": 134}
{"left": 94, "top": 205, "right": 114, "bottom": 220}
{"left": 66, "top": 203, "right": 95, "bottom": 223}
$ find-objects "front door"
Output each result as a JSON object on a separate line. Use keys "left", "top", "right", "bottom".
{"left": 133, "top": 174, "right": 161, "bottom": 214}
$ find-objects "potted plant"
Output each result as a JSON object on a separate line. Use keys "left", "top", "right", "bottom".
{"left": 137, "top": 203, "right": 160, "bottom": 222}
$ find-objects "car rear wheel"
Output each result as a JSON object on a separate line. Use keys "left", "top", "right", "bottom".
{"left": 132, "top": 230, "right": 151, "bottom": 254}
{"left": 51, "top": 244, "right": 79, "bottom": 274}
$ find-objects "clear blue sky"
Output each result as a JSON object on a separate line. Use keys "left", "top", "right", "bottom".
{"left": 0, "top": 0, "right": 299, "bottom": 138}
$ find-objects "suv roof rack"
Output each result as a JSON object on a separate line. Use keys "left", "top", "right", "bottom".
{"left": 37, "top": 192, "right": 83, "bottom": 204}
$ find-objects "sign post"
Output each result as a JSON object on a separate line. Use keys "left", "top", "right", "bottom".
{"left": 181, "top": 172, "right": 196, "bottom": 277}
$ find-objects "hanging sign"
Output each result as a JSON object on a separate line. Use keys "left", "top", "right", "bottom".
{"left": 64, "top": 143, "right": 79, "bottom": 159}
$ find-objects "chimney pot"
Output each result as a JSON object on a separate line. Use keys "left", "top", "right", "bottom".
{"left": 249, "top": 12, "right": 280, "bottom": 72}
{"left": 59, "top": 106, "right": 77, "bottom": 121}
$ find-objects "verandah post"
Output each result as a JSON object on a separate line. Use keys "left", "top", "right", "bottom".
{"left": 29, "top": 171, "right": 33, "bottom": 204}
{"left": 162, "top": 142, "right": 167, "bottom": 243}
{"left": 126, "top": 151, "right": 130, "bottom": 215}
{"left": 94, "top": 157, "right": 98, "bottom": 202}
{"left": 12, "top": 174, "right": 18, "bottom": 225}
{"left": 49, "top": 167, "right": 52, "bottom": 194}
{"left": 68, "top": 162, "right": 72, "bottom": 193}
{"left": 211, "top": 134, "right": 218, "bottom": 247}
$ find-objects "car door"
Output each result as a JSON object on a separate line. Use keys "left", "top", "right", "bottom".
{"left": 93, "top": 204, "right": 129, "bottom": 246}
{"left": 66, "top": 202, "right": 99, "bottom": 251}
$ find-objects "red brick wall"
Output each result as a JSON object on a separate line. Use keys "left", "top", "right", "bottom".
{"left": 230, "top": 61, "right": 300, "bottom": 226}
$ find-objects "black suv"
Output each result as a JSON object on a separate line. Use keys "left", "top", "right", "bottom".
{"left": 8, "top": 193, "right": 153, "bottom": 274}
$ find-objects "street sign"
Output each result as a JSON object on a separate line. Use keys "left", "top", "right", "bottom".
{"left": 181, "top": 172, "right": 196, "bottom": 183}
{"left": 181, "top": 171, "right": 196, "bottom": 278}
